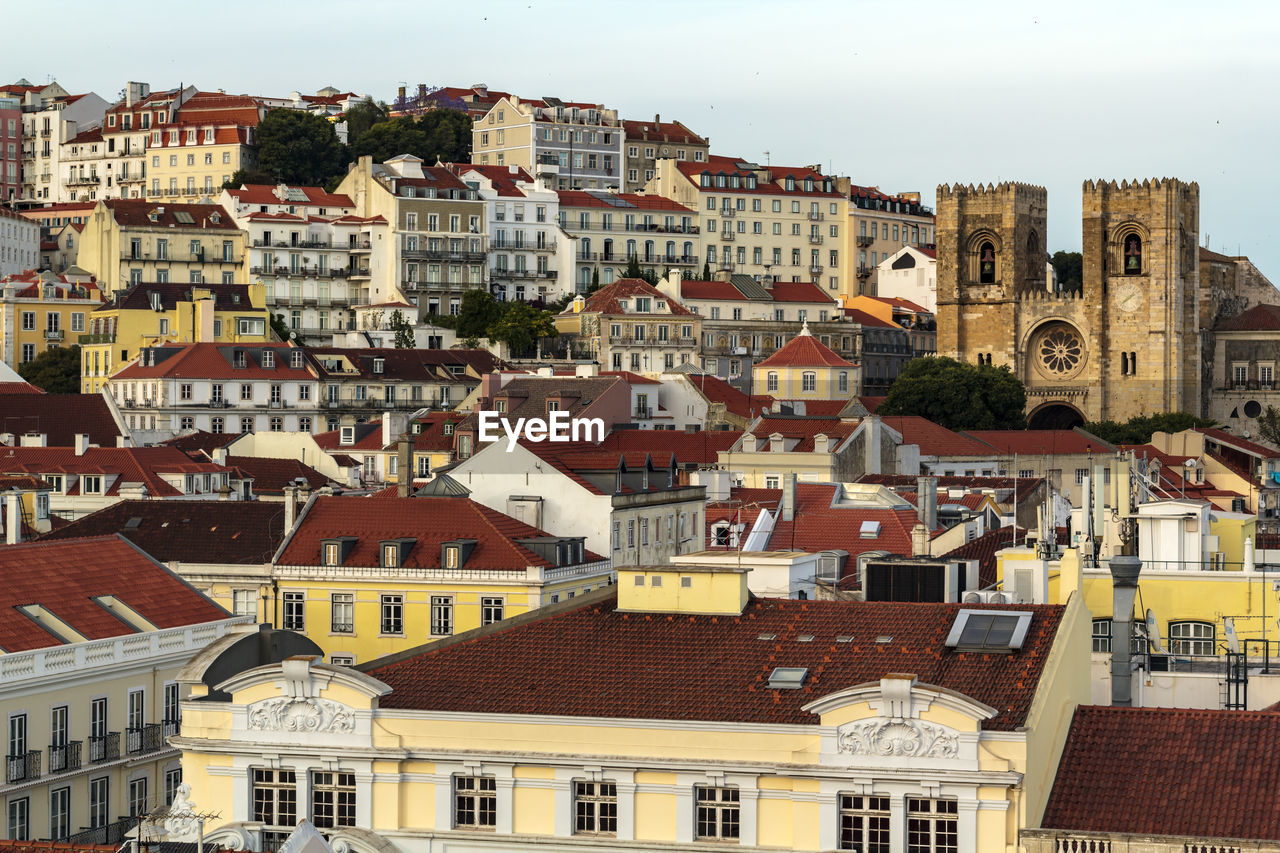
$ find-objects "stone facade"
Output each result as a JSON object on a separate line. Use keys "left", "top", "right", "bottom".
{"left": 937, "top": 179, "right": 1202, "bottom": 426}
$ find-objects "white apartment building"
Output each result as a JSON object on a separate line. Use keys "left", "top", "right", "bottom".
{"left": 222, "top": 184, "right": 391, "bottom": 344}
{"left": 471, "top": 96, "right": 625, "bottom": 191}
{"left": 106, "top": 342, "right": 325, "bottom": 436}
{"left": 558, "top": 190, "right": 699, "bottom": 292}
{"left": 19, "top": 90, "right": 110, "bottom": 203}
{"left": 453, "top": 164, "right": 573, "bottom": 303}
{"left": 0, "top": 207, "right": 39, "bottom": 278}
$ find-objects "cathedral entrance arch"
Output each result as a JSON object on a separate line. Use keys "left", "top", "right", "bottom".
{"left": 1028, "top": 402, "right": 1085, "bottom": 430}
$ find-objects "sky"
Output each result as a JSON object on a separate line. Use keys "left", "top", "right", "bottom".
{"left": 11, "top": 0, "right": 1280, "bottom": 273}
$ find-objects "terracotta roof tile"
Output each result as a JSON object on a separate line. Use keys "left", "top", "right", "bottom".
{"left": 1196, "top": 426, "right": 1280, "bottom": 459}
{"left": 756, "top": 331, "right": 855, "bottom": 368}
{"left": 365, "top": 593, "right": 1064, "bottom": 729}
{"left": 598, "top": 429, "right": 741, "bottom": 465}
{"left": 684, "top": 373, "right": 774, "bottom": 420}
{"left": 621, "top": 119, "right": 707, "bottom": 146}
{"left": 882, "top": 416, "right": 997, "bottom": 457}
{"left": 226, "top": 456, "right": 331, "bottom": 495}
{"left": 0, "top": 394, "right": 122, "bottom": 446}
{"left": 0, "top": 446, "right": 225, "bottom": 497}
{"left": 557, "top": 191, "right": 692, "bottom": 213}
{"left": 103, "top": 200, "right": 239, "bottom": 231}
{"left": 113, "top": 343, "right": 315, "bottom": 382}
{"left": 965, "top": 429, "right": 1110, "bottom": 456}
{"left": 227, "top": 184, "right": 354, "bottom": 208}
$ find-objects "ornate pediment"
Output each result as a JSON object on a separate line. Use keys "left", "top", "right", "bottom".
{"left": 247, "top": 696, "right": 355, "bottom": 734}
{"left": 836, "top": 718, "right": 960, "bottom": 759}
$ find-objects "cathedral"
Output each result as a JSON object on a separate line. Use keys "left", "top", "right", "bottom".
{"left": 935, "top": 179, "right": 1204, "bottom": 427}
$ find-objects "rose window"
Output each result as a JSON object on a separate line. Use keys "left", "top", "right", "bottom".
{"left": 1037, "top": 326, "right": 1083, "bottom": 376}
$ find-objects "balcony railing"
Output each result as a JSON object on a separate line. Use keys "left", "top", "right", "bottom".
{"left": 331, "top": 622, "right": 353, "bottom": 634}
{"left": 809, "top": 264, "right": 824, "bottom": 275}
{"left": 401, "top": 248, "right": 487, "bottom": 263}
{"left": 856, "top": 234, "right": 875, "bottom": 247}
{"left": 65, "top": 817, "right": 138, "bottom": 847}
{"left": 719, "top": 230, "right": 735, "bottom": 241}
{"left": 634, "top": 407, "right": 653, "bottom": 419}
{"left": 44, "top": 329, "right": 64, "bottom": 341}
{"left": 856, "top": 265, "right": 873, "bottom": 278}
{"left": 719, "top": 208, "right": 736, "bottom": 218}
{"left": 65, "top": 175, "right": 100, "bottom": 186}
{"left": 808, "top": 210, "right": 825, "bottom": 221}
{"left": 808, "top": 234, "right": 824, "bottom": 245}
{"left": 125, "top": 723, "right": 166, "bottom": 755}
{"left": 89, "top": 732, "right": 120, "bottom": 763}
{"left": 6, "top": 750, "right": 41, "bottom": 783}
{"left": 492, "top": 268, "right": 556, "bottom": 280}
{"left": 47, "top": 741, "right": 82, "bottom": 774}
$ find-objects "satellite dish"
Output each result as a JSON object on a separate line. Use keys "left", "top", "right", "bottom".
{"left": 290, "top": 331, "right": 298, "bottom": 340}
{"left": 1224, "top": 617, "right": 1240, "bottom": 653}
{"left": 1145, "top": 609, "right": 1163, "bottom": 653}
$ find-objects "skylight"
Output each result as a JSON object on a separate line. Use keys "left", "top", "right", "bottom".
{"left": 173, "top": 211, "right": 194, "bottom": 224}
{"left": 944, "top": 609, "right": 1034, "bottom": 653}
{"left": 767, "top": 667, "right": 808, "bottom": 689}
{"left": 859, "top": 520, "right": 881, "bottom": 538}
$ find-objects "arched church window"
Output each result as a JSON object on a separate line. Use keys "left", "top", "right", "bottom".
{"left": 979, "top": 241, "right": 996, "bottom": 284}
{"left": 1124, "top": 235, "right": 1142, "bottom": 275}
{"left": 1121, "top": 352, "right": 1129, "bottom": 375}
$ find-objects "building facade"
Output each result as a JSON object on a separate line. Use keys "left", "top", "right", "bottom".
{"left": 844, "top": 185, "right": 935, "bottom": 301}
{"left": 0, "top": 269, "right": 101, "bottom": 367}
{"left": 471, "top": 96, "right": 624, "bottom": 191}
{"left": 621, "top": 116, "right": 709, "bottom": 193}
{"left": 556, "top": 278, "right": 701, "bottom": 374}
{"left": 0, "top": 92, "right": 22, "bottom": 201}
{"left": 0, "top": 207, "right": 39, "bottom": 278}
{"left": 558, "top": 190, "right": 699, "bottom": 292}
{"left": 18, "top": 89, "right": 109, "bottom": 204}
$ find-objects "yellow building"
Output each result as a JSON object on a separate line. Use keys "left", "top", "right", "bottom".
{"left": 141, "top": 91, "right": 263, "bottom": 203}
{"left": 80, "top": 281, "right": 270, "bottom": 393}
{"left": 77, "top": 199, "right": 249, "bottom": 297}
{"left": 173, "top": 561, "right": 1090, "bottom": 853}
{"left": 0, "top": 475, "right": 53, "bottom": 541}
{"left": 0, "top": 269, "right": 103, "bottom": 367}
{"left": 0, "top": 536, "right": 247, "bottom": 843}
{"left": 752, "top": 323, "right": 858, "bottom": 400}
{"left": 271, "top": 494, "right": 613, "bottom": 665}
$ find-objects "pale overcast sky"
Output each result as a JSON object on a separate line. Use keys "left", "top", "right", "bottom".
{"left": 12, "top": 0, "right": 1279, "bottom": 274}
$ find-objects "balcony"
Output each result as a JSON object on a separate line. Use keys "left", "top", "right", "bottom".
{"left": 117, "top": 173, "right": 146, "bottom": 184}
{"left": 719, "top": 208, "right": 736, "bottom": 218}
{"left": 348, "top": 240, "right": 373, "bottom": 251}
{"left": 6, "top": 750, "right": 41, "bottom": 783}
{"left": 44, "top": 329, "right": 64, "bottom": 341}
{"left": 401, "top": 248, "right": 487, "bottom": 263}
{"left": 634, "top": 406, "right": 653, "bottom": 419}
{"left": 492, "top": 267, "right": 556, "bottom": 280}
{"left": 808, "top": 234, "right": 824, "bottom": 245}
{"left": 65, "top": 174, "right": 100, "bottom": 186}
{"left": 809, "top": 264, "right": 823, "bottom": 275}
{"left": 125, "top": 723, "right": 166, "bottom": 755}
{"left": 856, "top": 234, "right": 875, "bottom": 247}
{"left": 808, "top": 210, "right": 825, "bottom": 221}
{"left": 78, "top": 332, "right": 116, "bottom": 344}
{"left": 47, "top": 741, "right": 82, "bottom": 774}
{"left": 719, "top": 230, "right": 735, "bottom": 242}
{"left": 856, "top": 265, "right": 873, "bottom": 278}
{"left": 718, "top": 260, "right": 735, "bottom": 272}
{"left": 89, "top": 732, "right": 121, "bottom": 763}
{"left": 331, "top": 622, "right": 353, "bottom": 634}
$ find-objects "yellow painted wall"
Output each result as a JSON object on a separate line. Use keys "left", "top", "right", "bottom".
{"left": 752, "top": 362, "right": 853, "bottom": 400}
{"left": 1, "top": 297, "right": 100, "bottom": 367}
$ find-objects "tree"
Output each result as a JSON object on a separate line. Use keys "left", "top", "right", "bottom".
{"left": 590, "top": 267, "right": 600, "bottom": 290}
{"left": 489, "top": 301, "right": 558, "bottom": 356}
{"left": 269, "top": 312, "right": 291, "bottom": 342}
{"left": 1258, "top": 406, "right": 1280, "bottom": 448}
{"left": 256, "top": 109, "right": 348, "bottom": 187}
{"left": 453, "top": 289, "right": 502, "bottom": 340}
{"left": 1083, "top": 412, "right": 1216, "bottom": 445}
{"left": 389, "top": 309, "right": 415, "bottom": 349}
{"left": 222, "top": 167, "right": 275, "bottom": 189}
{"left": 1051, "top": 251, "right": 1083, "bottom": 292}
{"left": 342, "top": 99, "right": 389, "bottom": 144}
{"left": 18, "top": 345, "right": 81, "bottom": 394}
{"left": 351, "top": 110, "right": 471, "bottom": 165}
{"left": 702, "top": 261, "right": 712, "bottom": 280}
{"left": 879, "top": 356, "right": 1028, "bottom": 430}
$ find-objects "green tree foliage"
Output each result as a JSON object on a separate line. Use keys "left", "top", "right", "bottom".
{"left": 879, "top": 356, "right": 1028, "bottom": 430}
{"left": 269, "top": 312, "right": 293, "bottom": 343}
{"left": 1051, "top": 251, "right": 1083, "bottom": 292}
{"left": 389, "top": 309, "right": 415, "bottom": 349}
{"left": 489, "top": 301, "right": 558, "bottom": 355}
{"left": 1257, "top": 406, "right": 1280, "bottom": 448}
{"left": 18, "top": 345, "right": 81, "bottom": 394}
{"left": 342, "top": 100, "right": 389, "bottom": 144}
{"left": 1083, "top": 412, "right": 1217, "bottom": 445}
{"left": 222, "top": 167, "right": 275, "bottom": 189}
{"left": 350, "top": 110, "right": 471, "bottom": 165}
{"left": 702, "top": 261, "right": 712, "bottom": 280}
{"left": 255, "top": 109, "right": 348, "bottom": 187}
{"left": 453, "top": 289, "right": 503, "bottom": 339}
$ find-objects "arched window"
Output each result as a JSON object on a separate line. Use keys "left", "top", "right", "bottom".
{"left": 979, "top": 241, "right": 996, "bottom": 283}
{"left": 1121, "top": 352, "right": 1129, "bottom": 375}
{"left": 1130, "top": 351, "right": 1137, "bottom": 374}
{"left": 802, "top": 372, "right": 817, "bottom": 392}
{"left": 1124, "top": 234, "right": 1142, "bottom": 275}
{"left": 665, "top": 240, "right": 675, "bottom": 259}
{"left": 766, "top": 372, "right": 778, "bottom": 392}
{"left": 626, "top": 239, "right": 637, "bottom": 259}
{"left": 644, "top": 240, "right": 655, "bottom": 261}
{"left": 1170, "top": 621, "right": 1215, "bottom": 656}
{"left": 602, "top": 238, "right": 613, "bottom": 260}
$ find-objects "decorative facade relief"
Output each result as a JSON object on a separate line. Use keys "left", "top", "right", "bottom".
{"left": 247, "top": 697, "right": 356, "bottom": 734}
{"left": 837, "top": 718, "right": 960, "bottom": 759}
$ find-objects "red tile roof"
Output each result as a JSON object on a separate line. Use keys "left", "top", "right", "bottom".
{"left": 859, "top": 395, "right": 886, "bottom": 413}
{"left": 684, "top": 373, "right": 774, "bottom": 420}
{"left": 0, "top": 446, "right": 225, "bottom": 497}
{"left": 309, "top": 347, "right": 499, "bottom": 382}
{"left": 556, "top": 191, "right": 692, "bottom": 213}
{"left": 599, "top": 370, "right": 660, "bottom": 385}
{"left": 621, "top": 119, "right": 707, "bottom": 146}
{"left": 769, "top": 281, "right": 839, "bottom": 304}
{"left": 0, "top": 394, "right": 122, "bottom": 446}
{"left": 780, "top": 399, "right": 848, "bottom": 416}
{"left": 597, "top": 429, "right": 741, "bottom": 465}
{"left": 1042, "top": 706, "right": 1280, "bottom": 841}
{"left": 314, "top": 421, "right": 384, "bottom": 452}
{"left": 227, "top": 184, "right": 354, "bottom": 209}
{"left": 965, "top": 429, "right": 1109, "bottom": 457}
{"left": 679, "top": 279, "right": 745, "bottom": 301}
{"left": 677, "top": 279, "right": 835, "bottom": 305}
{"left": 103, "top": 200, "right": 240, "bottom": 231}
{"left": 160, "top": 429, "right": 239, "bottom": 455}
{"left": 402, "top": 412, "right": 466, "bottom": 453}
{"left": 0, "top": 842, "right": 124, "bottom": 853}
{"left": 39, "top": 499, "right": 288, "bottom": 565}
{"left": 842, "top": 307, "right": 897, "bottom": 328}
{"left": 938, "top": 527, "right": 1017, "bottom": 587}
{"left": 570, "top": 278, "right": 696, "bottom": 316}
{"left": 1214, "top": 303, "right": 1280, "bottom": 332}
{"left": 676, "top": 156, "right": 842, "bottom": 197}
{"left": 756, "top": 330, "right": 855, "bottom": 368}
{"left": 764, "top": 483, "right": 922, "bottom": 558}
{"left": 113, "top": 343, "right": 315, "bottom": 381}
{"left": 227, "top": 456, "right": 332, "bottom": 495}
{"left": 1196, "top": 426, "right": 1280, "bottom": 459}
{"left": 278, "top": 495, "right": 604, "bottom": 568}
{"left": 744, "top": 414, "right": 858, "bottom": 452}
{"left": 882, "top": 416, "right": 997, "bottom": 457}
{"left": 0, "top": 536, "right": 230, "bottom": 652}
{"left": 103, "top": 281, "right": 258, "bottom": 312}
{"left": 365, "top": 592, "right": 1064, "bottom": 729}
{"left": 0, "top": 383, "right": 42, "bottom": 395}
{"left": 451, "top": 163, "right": 535, "bottom": 197}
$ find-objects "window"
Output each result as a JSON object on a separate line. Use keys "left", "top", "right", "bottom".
{"left": 21, "top": 311, "right": 34, "bottom": 330}
{"left": 908, "top": 798, "right": 958, "bottom": 853}
{"left": 89, "top": 777, "right": 109, "bottom": 828}
{"left": 1123, "top": 234, "right": 1143, "bottom": 274}
{"left": 253, "top": 768, "right": 299, "bottom": 848}
{"left": 978, "top": 240, "right": 996, "bottom": 283}
{"left": 283, "top": 592, "right": 305, "bottom": 630}
{"left": 802, "top": 371, "right": 817, "bottom": 391}
{"left": 233, "top": 590, "right": 257, "bottom": 619}
{"left": 8, "top": 797, "right": 28, "bottom": 841}
{"left": 431, "top": 596, "right": 453, "bottom": 636}
{"left": 381, "top": 595, "right": 404, "bottom": 634}
{"left": 311, "top": 771, "right": 356, "bottom": 829}
{"left": 331, "top": 593, "right": 354, "bottom": 633}
{"left": 1092, "top": 618, "right": 1112, "bottom": 653}
{"left": 574, "top": 780, "right": 617, "bottom": 835}
{"left": 164, "top": 682, "right": 180, "bottom": 727}
{"left": 50, "top": 787, "right": 70, "bottom": 839}
{"left": 481, "top": 597, "right": 504, "bottom": 626}
{"left": 165, "top": 768, "right": 183, "bottom": 806}
{"left": 695, "top": 786, "right": 740, "bottom": 840}
{"left": 211, "top": 417, "right": 223, "bottom": 434}
{"left": 128, "top": 777, "right": 149, "bottom": 819}
{"left": 454, "top": 775, "right": 496, "bottom": 829}
{"left": 82, "top": 475, "right": 103, "bottom": 494}
{"left": 1170, "top": 621, "right": 1215, "bottom": 656}
{"left": 839, "top": 794, "right": 889, "bottom": 851}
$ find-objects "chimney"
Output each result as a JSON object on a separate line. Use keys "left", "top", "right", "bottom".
{"left": 863, "top": 415, "right": 882, "bottom": 475}
{"left": 781, "top": 473, "right": 796, "bottom": 522}
{"left": 20, "top": 433, "right": 47, "bottom": 448}
{"left": 654, "top": 113, "right": 660, "bottom": 126}
{"left": 212, "top": 446, "right": 227, "bottom": 465}
{"left": 812, "top": 433, "right": 829, "bottom": 454}
{"left": 283, "top": 485, "right": 296, "bottom": 531}
{"left": 5, "top": 493, "right": 21, "bottom": 545}
{"left": 916, "top": 475, "right": 937, "bottom": 529}
{"left": 397, "top": 435, "right": 413, "bottom": 498}
{"left": 398, "top": 85, "right": 406, "bottom": 102}
{"left": 74, "top": 433, "right": 90, "bottom": 456}
{"left": 1108, "top": 555, "right": 1142, "bottom": 706}
{"left": 911, "top": 522, "right": 930, "bottom": 557}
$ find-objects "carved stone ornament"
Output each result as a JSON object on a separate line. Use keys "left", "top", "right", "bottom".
{"left": 837, "top": 719, "right": 960, "bottom": 759}
{"left": 247, "top": 697, "right": 355, "bottom": 734}
{"left": 163, "top": 782, "right": 201, "bottom": 842}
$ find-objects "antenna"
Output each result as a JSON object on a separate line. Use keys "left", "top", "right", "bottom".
{"left": 1224, "top": 617, "right": 1240, "bottom": 653}
{"left": 1145, "top": 609, "right": 1163, "bottom": 653}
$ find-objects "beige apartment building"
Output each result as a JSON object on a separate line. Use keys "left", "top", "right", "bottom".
{"left": 844, "top": 183, "right": 936, "bottom": 301}
{"left": 76, "top": 200, "right": 248, "bottom": 295}
{"left": 556, "top": 278, "right": 701, "bottom": 373}
{"left": 644, "top": 155, "right": 846, "bottom": 295}
{"left": 337, "top": 155, "right": 487, "bottom": 316}
{"left": 620, "top": 115, "right": 709, "bottom": 193}
{"left": 471, "top": 95, "right": 624, "bottom": 190}
{"left": 144, "top": 92, "right": 263, "bottom": 203}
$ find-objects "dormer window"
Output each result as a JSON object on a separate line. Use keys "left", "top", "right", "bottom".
{"left": 381, "top": 539, "right": 415, "bottom": 568}
{"left": 444, "top": 546, "right": 459, "bottom": 568}
{"left": 547, "top": 400, "right": 560, "bottom": 412}
{"left": 233, "top": 349, "right": 247, "bottom": 368}
{"left": 323, "top": 542, "right": 340, "bottom": 566}
{"left": 373, "top": 357, "right": 385, "bottom": 374}
{"left": 291, "top": 350, "right": 303, "bottom": 368}
{"left": 321, "top": 537, "right": 357, "bottom": 567}
{"left": 262, "top": 350, "right": 275, "bottom": 368}
{"left": 442, "top": 423, "right": 455, "bottom": 436}
{"left": 340, "top": 426, "right": 355, "bottom": 446}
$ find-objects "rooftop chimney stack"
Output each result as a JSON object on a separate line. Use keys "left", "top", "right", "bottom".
{"left": 916, "top": 475, "right": 937, "bottom": 529}
{"left": 5, "top": 493, "right": 21, "bottom": 545}
{"left": 1108, "top": 555, "right": 1142, "bottom": 706}
{"left": 283, "top": 485, "right": 296, "bottom": 531}
{"left": 863, "top": 415, "right": 882, "bottom": 475}
{"left": 397, "top": 435, "right": 413, "bottom": 498}
{"left": 781, "top": 473, "right": 796, "bottom": 522}
{"left": 74, "top": 433, "right": 90, "bottom": 457}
